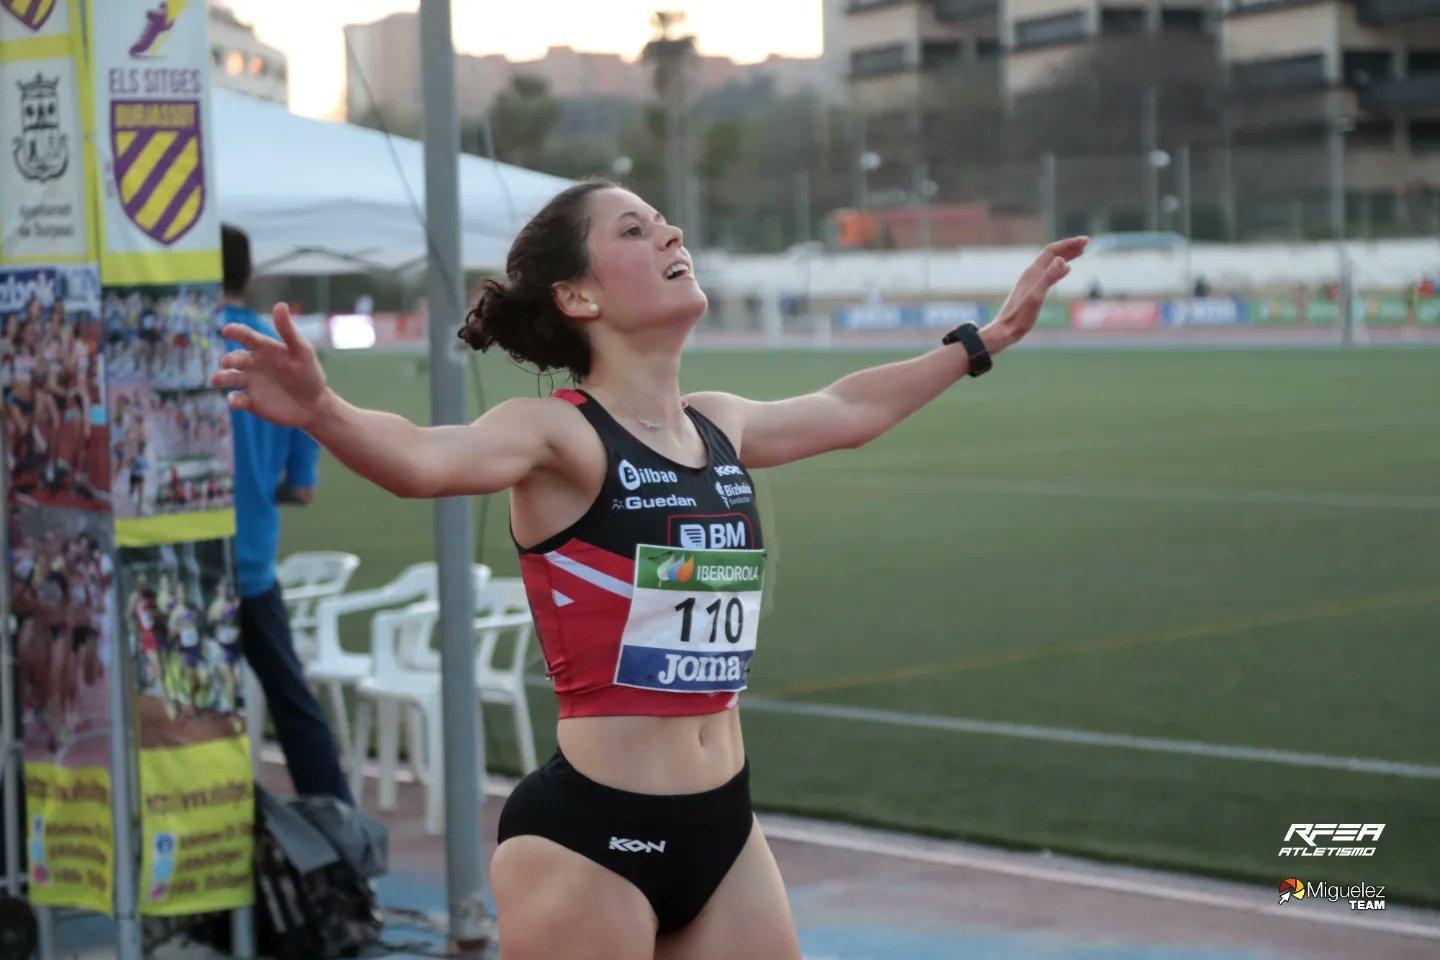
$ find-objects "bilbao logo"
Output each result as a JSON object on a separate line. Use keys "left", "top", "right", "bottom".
{"left": 618, "top": 458, "right": 677, "bottom": 491}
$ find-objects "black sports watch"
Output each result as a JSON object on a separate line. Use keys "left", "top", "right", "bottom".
{"left": 941, "top": 321, "right": 992, "bottom": 377}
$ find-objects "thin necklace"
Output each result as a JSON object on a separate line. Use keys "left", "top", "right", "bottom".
{"left": 594, "top": 384, "right": 679, "bottom": 432}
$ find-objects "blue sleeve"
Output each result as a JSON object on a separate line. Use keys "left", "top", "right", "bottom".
{"left": 285, "top": 428, "right": 319, "bottom": 489}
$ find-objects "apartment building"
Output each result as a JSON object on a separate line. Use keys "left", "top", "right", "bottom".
{"left": 831, "top": 0, "right": 1438, "bottom": 236}
{"left": 210, "top": 3, "right": 287, "bottom": 106}
{"left": 839, "top": 0, "right": 1211, "bottom": 107}
{"left": 1220, "top": 0, "right": 1440, "bottom": 214}
{"left": 841, "top": 0, "right": 1002, "bottom": 121}
{"left": 1002, "top": 0, "right": 1213, "bottom": 95}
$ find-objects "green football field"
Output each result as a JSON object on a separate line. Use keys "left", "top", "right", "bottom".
{"left": 279, "top": 345, "right": 1440, "bottom": 905}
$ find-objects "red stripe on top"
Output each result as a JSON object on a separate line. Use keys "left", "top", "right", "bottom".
{"left": 553, "top": 388, "right": 587, "bottom": 405}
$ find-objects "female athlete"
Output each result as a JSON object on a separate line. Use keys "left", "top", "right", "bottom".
{"left": 212, "top": 179, "right": 1086, "bottom": 959}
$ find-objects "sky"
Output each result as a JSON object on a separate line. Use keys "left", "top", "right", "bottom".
{"left": 219, "top": 0, "right": 825, "bottom": 119}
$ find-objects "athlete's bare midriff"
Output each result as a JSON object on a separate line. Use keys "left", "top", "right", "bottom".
{"left": 509, "top": 393, "right": 747, "bottom": 795}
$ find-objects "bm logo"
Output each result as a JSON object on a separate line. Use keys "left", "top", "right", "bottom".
{"left": 678, "top": 521, "right": 747, "bottom": 549}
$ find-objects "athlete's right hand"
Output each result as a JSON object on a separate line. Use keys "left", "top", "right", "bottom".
{"left": 211, "top": 303, "right": 328, "bottom": 430}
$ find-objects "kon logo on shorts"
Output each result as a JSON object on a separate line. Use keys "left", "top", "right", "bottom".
{"left": 609, "top": 836, "right": 666, "bottom": 854}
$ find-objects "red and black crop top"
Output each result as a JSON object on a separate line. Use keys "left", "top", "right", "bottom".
{"left": 512, "top": 388, "right": 764, "bottom": 719}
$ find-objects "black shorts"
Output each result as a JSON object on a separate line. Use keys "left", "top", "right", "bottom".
{"left": 497, "top": 747, "right": 753, "bottom": 935}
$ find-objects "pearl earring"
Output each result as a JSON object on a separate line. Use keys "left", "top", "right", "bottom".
{"left": 588, "top": 303, "right": 599, "bottom": 314}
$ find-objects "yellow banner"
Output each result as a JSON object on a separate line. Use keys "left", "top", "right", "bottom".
{"left": 24, "top": 764, "right": 114, "bottom": 915}
{"left": 115, "top": 508, "right": 237, "bottom": 547}
{"left": 139, "top": 737, "right": 254, "bottom": 916}
{"left": 87, "top": 0, "right": 219, "bottom": 285}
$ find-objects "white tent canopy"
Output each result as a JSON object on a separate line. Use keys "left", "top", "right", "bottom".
{"left": 212, "top": 89, "right": 573, "bottom": 276}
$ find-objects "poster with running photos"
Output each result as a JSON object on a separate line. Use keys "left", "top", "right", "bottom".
{"left": 1, "top": 265, "right": 109, "bottom": 509}
{"left": 8, "top": 497, "right": 118, "bottom": 913}
{"left": 117, "top": 538, "right": 243, "bottom": 735}
{"left": 117, "top": 538, "right": 254, "bottom": 915}
{"left": 10, "top": 498, "right": 114, "bottom": 768}
{"left": 104, "top": 282, "right": 234, "bottom": 532}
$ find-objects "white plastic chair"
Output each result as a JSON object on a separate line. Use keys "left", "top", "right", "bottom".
{"left": 404, "top": 577, "right": 532, "bottom": 670}
{"left": 309, "top": 561, "right": 490, "bottom": 781}
{"left": 348, "top": 600, "right": 444, "bottom": 812}
{"left": 352, "top": 578, "right": 538, "bottom": 833}
{"left": 245, "top": 551, "right": 361, "bottom": 775}
{"left": 277, "top": 551, "right": 361, "bottom": 660}
{"left": 471, "top": 579, "right": 539, "bottom": 778}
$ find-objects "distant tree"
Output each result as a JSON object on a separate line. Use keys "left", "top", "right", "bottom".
{"left": 538, "top": 138, "right": 619, "bottom": 181}
{"left": 642, "top": 11, "right": 699, "bottom": 227}
{"left": 487, "top": 74, "right": 560, "bottom": 171}
{"left": 699, "top": 118, "right": 743, "bottom": 184}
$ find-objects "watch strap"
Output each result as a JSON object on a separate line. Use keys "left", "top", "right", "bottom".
{"left": 942, "top": 322, "right": 992, "bottom": 377}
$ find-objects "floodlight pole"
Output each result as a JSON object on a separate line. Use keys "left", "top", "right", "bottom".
{"left": 419, "top": 0, "right": 489, "bottom": 950}
{"left": 1143, "top": 85, "right": 1160, "bottom": 232}
{"left": 1039, "top": 151, "right": 1057, "bottom": 241}
{"left": 1328, "top": 103, "right": 1354, "bottom": 347}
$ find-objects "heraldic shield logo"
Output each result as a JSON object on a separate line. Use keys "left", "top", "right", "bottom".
{"left": 110, "top": 99, "right": 206, "bottom": 245}
{"left": 1, "top": 0, "right": 57, "bottom": 32}
{"left": 14, "top": 73, "right": 69, "bottom": 182}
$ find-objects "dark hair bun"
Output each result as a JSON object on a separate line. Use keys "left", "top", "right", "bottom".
{"left": 458, "top": 277, "right": 592, "bottom": 379}
{"left": 455, "top": 179, "right": 620, "bottom": 380}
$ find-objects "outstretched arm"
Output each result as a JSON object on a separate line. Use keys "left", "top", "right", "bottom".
{"left": 692, "top": 237, "right": 1086, "bottom": 469}
{"left": 212, "top": 304, "right": 558, "bottom": 499}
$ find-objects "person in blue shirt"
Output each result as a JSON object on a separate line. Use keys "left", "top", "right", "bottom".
{"left": 221, "top": 224, "right": 351, "bottom": 802}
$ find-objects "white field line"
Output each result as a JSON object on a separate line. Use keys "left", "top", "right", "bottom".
{"left": 266, "top": 744, "right": 1440, "bottom": 943}
{"left": 510, "top": 676, "right": 1440, "bottom": 780}
{"left": 800, "top": 473, "right": 1440, "bottom": 511}
{"left": 737, "top": 697, "right": 1440, "bottom": 780}
{"left": 937, "top": 407, "right": 1430, "bottom": 459}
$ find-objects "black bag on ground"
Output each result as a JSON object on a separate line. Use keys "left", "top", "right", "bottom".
{"left": 253, "top": 787, "right": 386, "bottom": 959}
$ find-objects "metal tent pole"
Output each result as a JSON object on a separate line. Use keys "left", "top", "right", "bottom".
{"left": 1, "top": 418, "right": 19, "bottom": 900}
{"left": 108, "top": 567, "right": 141, "bottom": 959}
{"left": 418, "top": 0, "right": 488, "bottom": 950}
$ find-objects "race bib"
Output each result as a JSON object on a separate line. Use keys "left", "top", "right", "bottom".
{"left": 612, "top": 545, "right": 766, "bottom": 694}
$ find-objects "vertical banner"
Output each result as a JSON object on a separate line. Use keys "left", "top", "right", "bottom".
{"left": 2, "top": 0, "right": 113, "bottom": 915}
{"left": 118, "top": 538, "right": 250, "bottom": 913}
{"left": 86, "top": 0, "right": 250, "bottom": 917}
{"left": 89, "top": 0, "right": 218, "bottom": 286}
{"left": 0, "top": 0, "right": 94, "bottom": 266}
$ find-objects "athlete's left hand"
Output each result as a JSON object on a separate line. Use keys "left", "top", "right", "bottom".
{"left": 981, "top": 236, "right": 1088, "bottom": 353}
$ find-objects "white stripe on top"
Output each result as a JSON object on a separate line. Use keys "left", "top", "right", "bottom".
{"left": 544, "top": 550, "right": 634, "bottom": 599}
